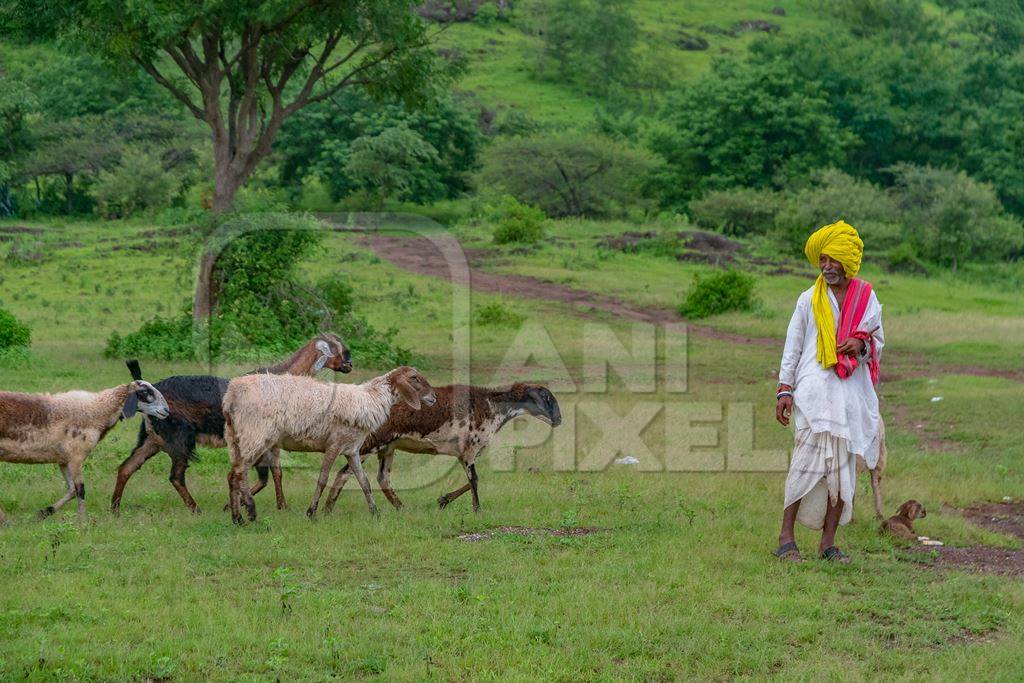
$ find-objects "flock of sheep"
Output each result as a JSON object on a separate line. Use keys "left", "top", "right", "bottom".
{"left": 0, "top": 333, "right": 562, "bottom": 524}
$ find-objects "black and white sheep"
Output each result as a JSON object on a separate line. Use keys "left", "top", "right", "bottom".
{"left": 222, "top": 366, "right": 436, "bottom": 523}
{"left": 0, "top": 361, "right": 168, "bottom": 522}
{"left": 322, "top": 383, "right": 561, "bottom": 513}
{"left": 109, "top": 333, "right": 351, "bottom": 514}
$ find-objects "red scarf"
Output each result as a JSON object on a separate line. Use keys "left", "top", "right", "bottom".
{"left": 835, "top": 278, "right": 879, "bottom": 385}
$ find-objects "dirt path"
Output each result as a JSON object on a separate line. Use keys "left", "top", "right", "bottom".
{"left": 363, "top": 234, "right": 1024, "bottom": 382}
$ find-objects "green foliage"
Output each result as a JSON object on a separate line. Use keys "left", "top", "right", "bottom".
{"left": 688, "top": 188, "right": 781, "bottom": 237}
{"left": 275, "top": 90, "right": 481, "bottom": 204}
{"left": 344, "top": 126, "right": 444, "bottom": 207}
{"left": 772, "top": 169, "right": 902, "bottom": 252}
{"left": 652, "top": 58, "right": 852, "bottom": 207}
{"left": 487, "top": 195, "right": 546, "bottom": 244}
{"left": 678, "top": 270, "right": 757, "bottom": 320}
{"left": 480, "top": 132, "right": 657, "bottom": 217}
{"left": 885, "top": 243, "right": 930, "bottom": 275}
{"left": 92, "top": 148, "right": 178, "bottom": 219}
{"left": 104, "top": 314, "right": 194, "bottom": 361}
{"left": 527, "top": 0, "right": 639, "bottom": 96}
{"left": 888, "top": 164, "right": 1024, "bottom": 270}
{"left": 0, "top": 307, "right": 31, "bottom": 351}
{"left": 474, "top": 301, "right": 525, "bottom": 327}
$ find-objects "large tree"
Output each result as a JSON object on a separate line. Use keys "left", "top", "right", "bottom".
{"left": 3, "top": 0, "right": 445, "bottom": 318}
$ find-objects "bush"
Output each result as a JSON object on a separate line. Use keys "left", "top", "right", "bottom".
{"left": 488, "top": 195, "right": 546, "bottom": 244}
{"left": 773, "top": 169, "right": 902, "bottom": 254}
{"left": 688, "top": 188, "right": 782, "bottom": 236}
{"left": 92, "top": 148, "right": 178, "bottom": 219}
{"left": 678, "top": 270, "right": 757, "bottom": 319}
{"left": 478, "top": 132, "right": 659, "bottom": 218}
{"left": 104, "top": 313, "right": 194, "bottom": 361}
{"left": 884, "top": 243, "right": 929, "bottom": 275}
{"left": 475, "top": 301, "right": 525, "bottom": 327}
{"left": 0, "top": 307, "right": 31, "bottom": 350}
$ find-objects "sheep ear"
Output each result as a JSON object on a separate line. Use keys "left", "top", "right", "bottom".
{"left": 396, "top": 376, "right": 421, "bottom": 410}
{"left": 313, "top": 340, "right": 333, "bottom": 372}
{"left": 122, "top": 391, "right": 139, "bottom": 419}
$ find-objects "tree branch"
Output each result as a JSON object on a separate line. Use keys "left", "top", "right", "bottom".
{"left": 131, "top": 54, "right": 204, "bottom": 119}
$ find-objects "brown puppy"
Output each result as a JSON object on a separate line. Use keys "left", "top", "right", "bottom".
{"left": 881, "top": 499, "right": 926, "bottom": 541}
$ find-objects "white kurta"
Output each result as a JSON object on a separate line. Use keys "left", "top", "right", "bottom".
{"left": 779, "top": 285, "right": 884, "bottom": 529}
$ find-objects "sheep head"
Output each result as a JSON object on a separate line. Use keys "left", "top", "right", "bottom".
{"left": 314, "top": 333, "right": 353, "bottom": 374}
{"left": 122, "top": 381, "right": 170, "bottom": 420}
{"left": 389, "top": 367, "right": 436, "bottom": 410}
{"left": 509, "top": 383, "right": 562, "bottom": 426}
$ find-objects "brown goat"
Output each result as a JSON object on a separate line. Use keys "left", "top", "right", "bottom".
{"left": 322, "top": 383, "right": 561, "bottom": 513}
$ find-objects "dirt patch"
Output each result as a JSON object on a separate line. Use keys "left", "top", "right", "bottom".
{"left": 599, "top": 231, "right": 657, "bottom": 251}
{"left": 949, "top": 627, "right": 1001, "bottom": 646}
{"left": 456, "top": 525, "right": 604, "bottom": 542}
{"left": 362, "top": 233, "right": 1024, "bottom": 381}
{"left": 909, "top": 545, "right": 1024, "bottom": 576}
{"left": 888, "top": 404, "right": 964, "bottom": 453}
{"left": 676, "top": 230, "right": 744, "bottom": 266}
{"left": 728, "top": 19, "right": 780, "bottom": 36}
{"left": 962, "top": 501, "right": 1024, "bottom": 540}
{"left": 0, "top": 226, "right": 44, "bottom": 237}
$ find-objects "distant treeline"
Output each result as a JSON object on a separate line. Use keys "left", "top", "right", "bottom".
{"left": 1, "top": 0, "right": 1022, "bottom": 270}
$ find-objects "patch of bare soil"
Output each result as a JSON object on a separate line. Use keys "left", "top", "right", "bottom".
{"left": 676, "top": 230, "right": 744, "bottom": 266}
{"left": 962, "top": 501, "right": 1024, "bottom": 540}
{"left": 362, "top": 233, "right": 1024, "bottom": 382}
{"left": 910, "top": 545, "right": 1024, "bottom": 576}
{"left": 888, "top": 404, "right": 964, "bottom": 453}
{"left": 949, "top": 627, "right": 1002, "bottom": 646}
{"left": 456, "top": 525, "right": 604, "bottom": 542}
{"left": 0, "top": 226, "right": 44, "bottom": 240}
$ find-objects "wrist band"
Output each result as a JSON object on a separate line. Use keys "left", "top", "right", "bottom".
{"left": 776, "top": 391, "right": 793, "bottom": 400}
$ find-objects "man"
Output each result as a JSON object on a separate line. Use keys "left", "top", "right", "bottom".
{"left": 773, "top": 220, "right": 884, "bottom": 563}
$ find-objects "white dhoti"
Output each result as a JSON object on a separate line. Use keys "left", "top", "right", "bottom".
{"left": 783, "top": 426, "right": 857, "bottom": 529}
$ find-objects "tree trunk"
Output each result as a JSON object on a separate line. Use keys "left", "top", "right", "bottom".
{"left": 192, "top": 163, "right": 243, "bottom": 323}
{"left": 64, "top": 172, "right": 74, "bottom": 215}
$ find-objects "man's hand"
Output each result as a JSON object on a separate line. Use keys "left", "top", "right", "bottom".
{"left": 776, "top": 395, "right": 793, "bottom": 426}
{"left": 836, "top": 336, "right": 865, "bottom": 356}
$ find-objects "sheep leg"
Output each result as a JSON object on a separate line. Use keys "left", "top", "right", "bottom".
{"left": 467, "top": 462, "right": 480, "bottom": 512}
{"left": 111, "top": 435, "right": 162, "bottom": 514}
{"left": 169, "top": 457, "right": 201, "bottom": 514}
{"left": 324, "top": 461, "right": 357, "bottom": 514}
{"left": 346, "top": 452, "right": 379, "bottom": 516}
{"left": 306, "top": 452, "right": 340, "bottom": 519}
{"left": 268, "top": 448, "right": 287, "bottom": 510}
{"left": 377, "top": 449, "right": 404, "bottom": 510}
{"left": 39, "top": 465, "right": 76, "bottom": 519}
{"left": 69, "top": 462, "right": 86, "bottom": 522}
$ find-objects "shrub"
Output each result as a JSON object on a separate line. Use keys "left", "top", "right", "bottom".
{"left": 475, "top": 301, "right": 525, "bottom": 327}
{"left": 773, "top": 169, "right": 902, "bottom": 254}
{"left": 478, "top": 132, "right": 659, "bottom": 218}
{"left": 688, "top": 188, "right": 782, "bottom": 236}
{"left": 104, "top": 313, "right": 194, "bottom": 361}
{"left": 884, "top": 243, "right": 929, "bottom": 275}
{"left": 0, "top": 307, "right": 31, "bottom": 351}
{"left": 678, "top": 270, "right": 757, "bottom": 319}
{"left": 488, "top": 195, "right": 546, "bottom": 244}
{"left": 92, "top": 148, "right": 178, "bottom": 219}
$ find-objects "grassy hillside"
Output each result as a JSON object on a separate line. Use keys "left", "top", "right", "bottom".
{"left": 1, "top": 218, "right": 1023, "bottom": 678}
{"left": 438, "top": 0, "right": 832, "bottom": 125}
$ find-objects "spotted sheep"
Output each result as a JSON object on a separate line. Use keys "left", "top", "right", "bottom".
{"left": 0, "top": 360, "right": 168, "bottom": 522}
{"left": 109, "top": 333, "right": 352, "bottom": 515}
{"left": 321, "top": 383, "right": 561, "bottom": 513}
{"left": 222, "top": 366, "right": 437, "bottom": 524}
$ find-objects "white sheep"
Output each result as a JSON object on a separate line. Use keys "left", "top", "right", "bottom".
{"left": 0, "top": 362, "right": 169, "bottom": 522}
{"left": 222, "top": 366, "right": 436, "bottom": 523}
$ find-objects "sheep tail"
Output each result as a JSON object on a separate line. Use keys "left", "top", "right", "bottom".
{"left": 126, "top": 359, "right": 143, "bottom": 381}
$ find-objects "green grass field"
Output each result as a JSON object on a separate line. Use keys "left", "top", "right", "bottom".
{"left": 2, "top": 218, "right": 1023, "bottom": 680}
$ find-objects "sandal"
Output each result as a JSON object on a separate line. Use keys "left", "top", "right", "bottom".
{"left": 820, "top": 546, "right": 851, "bottom": 564}
{"left": 773, "top": 541, "right": 803, "bottom": 562}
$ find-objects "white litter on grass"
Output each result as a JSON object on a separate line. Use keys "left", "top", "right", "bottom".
{"left": 1004, "top": 496, "right": 1014, "bottom": 503}
{"left": 930, "top": 396, "right": 944, "bottom": 402}
{"left": 614, "top": 456, "right": 640, "bottom": 465}
{"left": 920, "top": 539, "right": 944, "bottom": 547}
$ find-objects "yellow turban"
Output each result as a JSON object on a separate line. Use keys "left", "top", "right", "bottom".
{"left": 803, "top": 220, "right": 864, "bottom": 370}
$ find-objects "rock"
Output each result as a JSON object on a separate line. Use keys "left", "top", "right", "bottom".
{"left": 728, "top": 20, "right": 780, "bottom": 36}
{"left": 770, "top": 6, "right": 786, "bottom": 16}
{"left": 614, "top": 456, "right": 640, "bottom": 465}
{"left": 676, "top": 29, "right": 709, "bottom": 51}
